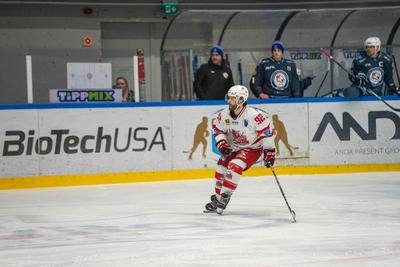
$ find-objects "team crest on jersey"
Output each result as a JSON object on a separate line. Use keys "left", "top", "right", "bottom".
{"left": 225, "top": 119, "right": 231, "bottom": 125}
{"left": 222, "top": 72, "right": 229, "bottom": 79}
{"left": 367, "top": 67, "right": 384, "bottom": 87}
{"left": 270, "top": 70, "right": 289, "bottom": 90}
{"left": 231, "top": 130, "right": 249, "bottom": 145}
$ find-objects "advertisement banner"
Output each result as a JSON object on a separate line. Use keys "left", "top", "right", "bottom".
{"left": 309, "top": 101, "right": 400, "bottom": 165}
{"left": 1, "top": 99, "right": 399, "bottom": 178}
{"left": 49, "top": 89, "right": 122, "bottom": 103}
{"left": 0, "top": 107, "right": 172, "bottom": 177}
{"left": 172, "top": 102, "right": 309, "bottom": 170}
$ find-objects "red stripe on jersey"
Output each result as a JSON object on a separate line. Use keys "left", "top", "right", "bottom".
{"left": 256, "top": 124, "right": 270, "bottom": 134}
{"left": 213, "top": 132, "right": 223, "bottom": 138}
{"left": 252, "top": 135, "right": 267, "bottom": 145}
{"left": 212, "top": 124, "right": 225, "bottom": 133}
{"left": 215, "top": 172, "right": 224, "bottom": 180}
{"left": 223, "top": 179, "right": 237, "bottom": 190}
{"left": 228, "top": 162, "right": 243, "bottom": 175}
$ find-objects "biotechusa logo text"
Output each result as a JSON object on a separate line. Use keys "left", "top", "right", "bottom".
{"left": 57, "top": 90, "right": 115, "bottom": 102}
{"left": 290, "top": 52, "right": 322, "bottom": 60}
{"left": 312, "top": 111, "right": 400, "bottom": 142}
{"left": 1, "top": 127, "right": 166, "bottom": 156}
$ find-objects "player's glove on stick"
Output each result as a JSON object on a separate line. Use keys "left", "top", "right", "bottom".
{"left": 389, "top": 86, "right": 400, "bottom": 96}
{"left": 356, "top": 73, "right": 367, "bottom": 86}
{"left": 264, "top": 148, "right": 276, "bottom": 168}
{"left": 216, "top": 140, "right": 233, "bottom": 156}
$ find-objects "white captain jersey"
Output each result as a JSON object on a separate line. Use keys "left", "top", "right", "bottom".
{"left": 212, "top": 105, "right": 274, "bottom": 151}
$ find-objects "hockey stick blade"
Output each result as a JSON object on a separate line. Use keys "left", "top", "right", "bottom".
{"left": 291, "top": 210, "right": 296, "bottom": 222}
{"left": 320, "top": 48, "right": 400, "bottom": 112}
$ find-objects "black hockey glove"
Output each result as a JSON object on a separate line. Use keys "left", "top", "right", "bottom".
{"left": 263, "top": 148, "right": 276, "bottom": 168}
{"left": 216, "top": 140, "right": 232, "bottom": 156}
{"left": 355, "top": 73, "right": 367, "bottom": 86}
{"left": 389, "top": 86, "right": 400, "bottom": 96}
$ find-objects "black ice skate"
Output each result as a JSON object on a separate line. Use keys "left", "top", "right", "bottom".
{"left": 216, "top": 192, "right": 231, "bottom": 215}
{"left": 203, "top": 194, "right": 218, "bottom": 213}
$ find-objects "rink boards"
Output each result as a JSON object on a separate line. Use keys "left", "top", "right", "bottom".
{"left": 0, "top": 97, "right": 399, "bottom": 189}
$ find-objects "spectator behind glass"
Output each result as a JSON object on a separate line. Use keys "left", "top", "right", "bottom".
{"left": 193, "top": 46, "right": 234, "bottom": 100}
{"left": 116, "top": 77, "right": 135, "bottom": 102}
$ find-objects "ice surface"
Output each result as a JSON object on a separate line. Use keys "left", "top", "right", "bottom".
{"left": 0, "top": 172, "right": 399, "bottom": 267}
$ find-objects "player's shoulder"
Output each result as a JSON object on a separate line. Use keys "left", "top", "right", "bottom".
{"left": 259, "top": 57, "right": 273, "bottom": 65}
{"left": 379, "top": 52, "right": 392, "bottom": 62}
{"left": 246, "top": 106, "right": 269, "bottom": 118}
{"left": 213, "top": 107, "right": 230, "bottom": 120}
{"left": 197, "top": 63, "right": 208, "bottom": 71}
{"left": 284, "top": 58, "right": 295, "bottom": 65}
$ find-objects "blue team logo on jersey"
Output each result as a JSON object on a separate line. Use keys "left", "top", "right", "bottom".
{"left": 244, "top": 119, "right": 248, "bottom": 127}
{"left": 367, "top": 67, "right": 384, "bottom": 87}
{"left": 270, "top": 70, "right": 289, "bottom": 90}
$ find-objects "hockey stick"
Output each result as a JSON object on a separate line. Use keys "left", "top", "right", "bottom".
{"left": 393, "top": 55, "right": 400, "bottom": 86}
{"left": 270, "top": 166, "right": 296, "bottom": 223}
{"left": 314, "top": 70, "right": 329, "bottom": 97}
{"left": 320, "top": 48, "right": 400, "bottom": 112}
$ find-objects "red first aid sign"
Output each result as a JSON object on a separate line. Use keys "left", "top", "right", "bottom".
{"left": 83, "top": 36, "right": 93, "bottom": 47}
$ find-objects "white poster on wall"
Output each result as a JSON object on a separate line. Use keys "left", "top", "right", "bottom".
{"left": 309, "top": 101, "right": 400, "bottom": 165}
{"left": 67, "top": 62, "right": 112, "bottom": 89}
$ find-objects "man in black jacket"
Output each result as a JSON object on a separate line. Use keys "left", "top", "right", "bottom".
{"left": 194, "top": 46, "right": 234, "bottom": 100}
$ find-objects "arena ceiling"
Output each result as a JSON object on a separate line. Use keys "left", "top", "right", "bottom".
{"left": 1, "top": 0, "right": 400, "bottom": 11}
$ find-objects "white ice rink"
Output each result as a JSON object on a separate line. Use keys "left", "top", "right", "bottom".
{"left": 1, "top": 172, "right": 400, "bottom": 267}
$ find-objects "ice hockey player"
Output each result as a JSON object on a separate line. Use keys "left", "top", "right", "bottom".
{"left": 349, "top": 36, "right": 399, "bottom": 96}
{"left": 205, "top": 85, "right": 276, "bottom": 215}
{"left": 253, "top": 41, "right": 301, "bottom": 98}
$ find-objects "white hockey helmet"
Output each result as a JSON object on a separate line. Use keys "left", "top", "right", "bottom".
{"left": 227, "top": 85, "right": 249, "bottom": 103}
{"left": 364, "top": 37, "right": 381, "bottom": 51}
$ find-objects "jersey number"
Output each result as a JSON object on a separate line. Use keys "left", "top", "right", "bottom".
{"left": 254, "top": 114, "right": 265, "bottom": 125}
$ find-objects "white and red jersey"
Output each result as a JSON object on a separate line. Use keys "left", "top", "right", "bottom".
{"left": 212, "top": 105, "right": 274, "bottom": 152}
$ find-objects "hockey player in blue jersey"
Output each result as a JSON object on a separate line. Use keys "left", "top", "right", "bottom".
{"left": 349, "top": 37, "right": 399, "bottom": 96}
{"left": 253, "top": 41, "right": 301, "bottom": 98}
